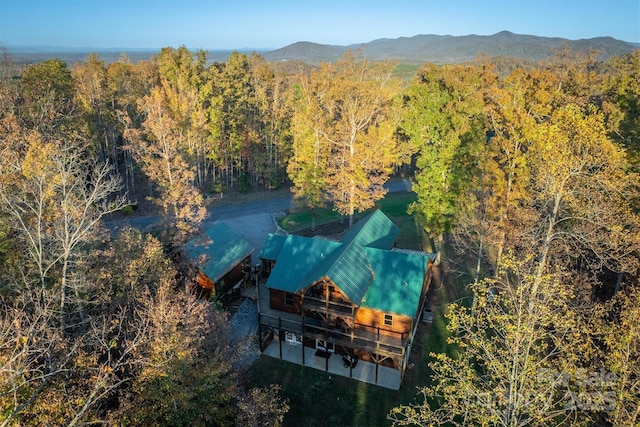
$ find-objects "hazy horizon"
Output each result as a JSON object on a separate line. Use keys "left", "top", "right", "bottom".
{"left": 4, "top": 30, "right": 638, "bottom": 55}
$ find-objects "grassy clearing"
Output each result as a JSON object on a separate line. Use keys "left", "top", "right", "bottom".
{"left": 279, "top": 191, "right": 418, "bottom": 231}
{"left": 244, "top": 192, "right": 474, "bottom": 426}
{"left": 245, "top": 359, "right": 394, "bottom": 426}
{"left": 279, "top": 207, "right": 344, "bottom": 231}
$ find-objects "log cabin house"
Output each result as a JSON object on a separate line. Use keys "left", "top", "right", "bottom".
{"left": 184, "top": 221, "right": 254, "bottom": 303}
{"left": 257, "top": 210, "right": 435, "bottom": 388}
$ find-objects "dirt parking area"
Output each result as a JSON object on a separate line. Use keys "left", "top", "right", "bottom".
{"left": 222, "top": 212, "right": 281, "bottom": 264}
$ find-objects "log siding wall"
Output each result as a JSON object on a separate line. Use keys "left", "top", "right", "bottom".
{"left": 355, "top": 307, "right": 412, "bottom": 337}
{"left": 215, "top": 254, "right": 251, "bottom": 296}
{"left": 269, "top": 289, "right": 302, "bottom": 314}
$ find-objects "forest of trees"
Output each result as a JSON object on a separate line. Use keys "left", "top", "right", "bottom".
{"left": 0, "top": 44, "right": 639, "bottom": 425}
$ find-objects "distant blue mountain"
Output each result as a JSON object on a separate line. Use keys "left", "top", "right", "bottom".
{"left": 263, "top": 31, "right": 638, "bottom": 64}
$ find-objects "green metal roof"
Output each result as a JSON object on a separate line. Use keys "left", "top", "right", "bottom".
{"left": 258, "top": 233, "right": 287, "bottom": 260}
{"left": 303, "top": 240, "right": 374, "bottom": 305}
{"left": 262, "top": 210, "right": 434, "bottom": 318}
{"left": 265, "top": 235, "right": 342, "bottom": 293}
{"left": 341, "top": 209, "right": 399, "bottom": 249}
{"left": 183, "top": 222, "right": 254, "bottom": 283}
{"left": 361, "top": 248, "right": 430, "bottom": 317}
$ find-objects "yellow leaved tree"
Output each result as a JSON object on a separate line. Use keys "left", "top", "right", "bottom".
{"left": 289, "top": 53, "right": 402, "bottom": 226}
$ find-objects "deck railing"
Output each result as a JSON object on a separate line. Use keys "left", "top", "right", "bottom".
{"left": 258, "top": 311, "right": 408, "bottom": 358}
{"left": 302, "top": 296, "right": 355, "bottom": 316}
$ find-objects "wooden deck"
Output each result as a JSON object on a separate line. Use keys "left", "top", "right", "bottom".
{"left": 259, "top": 310, "right": 407, "bottom": 358}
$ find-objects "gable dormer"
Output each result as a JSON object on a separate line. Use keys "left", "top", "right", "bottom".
{"left": 301, "top": 239, "right": 374, "bottom": 307}
{"left": 340, "top": 209, "right": 399, "bottom": 249}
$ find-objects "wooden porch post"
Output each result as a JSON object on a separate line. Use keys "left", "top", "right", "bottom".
{"left": 324, "top": 281, "right": 329, "bottom": 308}
{"left": 351, "top": 306, "right": 355, "bottom": 343}
{"left": 257, "top": 313, "right": 261, "bottom": 350}
{"left": 401, "top": 356, "right": 407, "bottom": 381}
{"left": 301, "top": 310, "right": 305, "bottom": 365}
{"left": 278, "top": 317, "right": 282, "bottom": 359}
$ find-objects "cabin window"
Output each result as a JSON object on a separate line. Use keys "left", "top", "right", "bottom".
{"left": 328, "top": 285, "right": 335, "bottom": 293}
{"left": 384, "top": 314, "right": 393, "bottom": 326}
{"left": 285, "top": 332, "right": 302, "bottom": 344}
{"left": 316, "top": 339, "right": 335, "bottom": 352}
{"left": 284, "top": 292, "right": 294, "bottom": 306}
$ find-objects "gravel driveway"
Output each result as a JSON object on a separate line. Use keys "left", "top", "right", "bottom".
{"left": 229, "top": 298, "right": 261, "bottom": 369}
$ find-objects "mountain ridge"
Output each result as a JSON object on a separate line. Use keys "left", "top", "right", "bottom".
{"left": 263, "top": 31, "right": 638, "bottom": 64}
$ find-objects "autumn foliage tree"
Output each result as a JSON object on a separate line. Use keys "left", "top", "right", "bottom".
{"left": 402, "top": 62, "right": 493, "bottom": 262}
{"left": 481, "top": 67, "right": 555, "bottom": 269}
{"left": 1, "top": 43, "right": 640, "bottom": 427}
{"left": 287, "top": 72, "right": 331, "bottom": 229}
{"left": 603, "top": 50, "right": 640, "bottom": 167}
{"left": 248, "top": 54, "right": 294, "bottom": 189}
{"left": 597, "top": 285, "right": 640, "bottom": 426}
{"left": 526, "top": 104, "right": 639, "bottom": 285}
{"left": 0, "top": 134, "right": 126, "bottom": 317}
{"left": 392, "top": 51, "right": 640, "bottom": 427}
{"left": 0, "top": 47, "right": 294, "bottom": 425}
{"left": 389, "top": 256, "right": 593, "bottom": 427}
{"left": 18, "top": 59, "right": 76, "bottom": 137}
{"left": 128, "top": 84, "right": 207, "bottom": 242}
{"left": 289, "top": 53, "right": 402, "bottom": 226}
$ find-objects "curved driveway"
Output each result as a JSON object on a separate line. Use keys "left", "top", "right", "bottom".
{"left": 108, "top": 179, "right": 412, "bottom": 262}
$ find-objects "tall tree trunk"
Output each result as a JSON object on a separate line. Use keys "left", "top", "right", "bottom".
{"left": 533, "top": 192, "right": 562, "bottom": 301}
{"left": 60, "top": 259, "right": 67, "bottom": 326}
{"left": 614, "top": 272, "right": 624, "bottom": 295}
{"left": 349, "top": 181, "right": 355, "bottom": 228}
{"left": 434, "top": 232, "right": 444, "bottom": 265}
{"left": 475, "top": 230, "right": 484, "bottom": 283}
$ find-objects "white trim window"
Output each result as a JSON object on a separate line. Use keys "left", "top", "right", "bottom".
{"left": 316, "top": 339, "right": 335, "bottom": 352}
{"left": 285, "top": 332, "right": 302, "bottom": 344}
{"left": 384, "top": 314, "right": 393, "bottom": 327}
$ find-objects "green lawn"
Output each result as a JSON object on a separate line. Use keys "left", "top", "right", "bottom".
{"left": 244, "top": 191, "right": 472, "bottom": 426}
{"left": 244, "top": 358, "right": 392, "bottom": 426}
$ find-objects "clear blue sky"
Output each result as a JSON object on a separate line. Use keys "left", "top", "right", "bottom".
{"left": 1, "top": 0, "right": 638, "bottom": 49}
